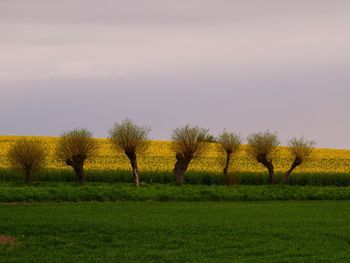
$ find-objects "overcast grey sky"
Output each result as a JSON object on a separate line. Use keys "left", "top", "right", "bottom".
{"left": 1, "top": 0, "right": 350, "bottom": 148}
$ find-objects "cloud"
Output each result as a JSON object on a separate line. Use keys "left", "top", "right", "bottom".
{"left": 1, "top": 1, "right": 349, "bottom": 82}
{"left": 1, "top": 19, "right": 349, "bottom": 82}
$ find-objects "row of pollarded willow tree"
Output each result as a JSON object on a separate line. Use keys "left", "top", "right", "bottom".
{"left": 7, "top": 119, "right": 315, "bottom": 186}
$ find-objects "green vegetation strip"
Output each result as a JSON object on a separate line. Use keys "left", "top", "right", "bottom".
{"left": 0, "top": 201, "right": 349, "bottom": 262}
{"left": 2, "top": 168, "right": 350, "bottom": 186}
{"left": 0, "top": 183, "right": 349, "bottom": 202}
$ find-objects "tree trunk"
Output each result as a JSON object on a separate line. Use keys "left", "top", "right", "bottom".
{"left": 66, "top": 155, "right": 86, "bottom": 184}
{"left": 73, "top": 163, "right": 85, "bottom": 184}
{"left": 223, "top": 153, "right": 231, "bottom": 184}
{"left": 130, "top": 159, "right": 140, "bottom": 187}
{"left": 132, "top": 166, "right": 140, "bottom": 187}
{"left": 267, "top": 165, "right": 275, "bottom": 185}
{"left": 174, "top": 153, "right": 191, "bottom": 185}
{"left": 284, "top": 168, "right": 293, "bottom": 183}
{"left": 125, "top": 150, "right": 140, "bottom": 187}
{"left": 284, "top": 157, "right": 302, "bottom": 183}
{"left": 257, "top": 154, "right": 275, "bottom": 184}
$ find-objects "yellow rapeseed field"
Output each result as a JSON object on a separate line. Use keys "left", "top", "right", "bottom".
{"left": 0, "top": 136, "right": 349, "bottom": 174}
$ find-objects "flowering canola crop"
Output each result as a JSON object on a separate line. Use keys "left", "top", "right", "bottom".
{"left": 0, "top": 136, "right": 349, "bottom": 174}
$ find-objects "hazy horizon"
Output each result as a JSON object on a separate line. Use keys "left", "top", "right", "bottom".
{"left": 1, "top": 0, "right": 350, "bottom": 149}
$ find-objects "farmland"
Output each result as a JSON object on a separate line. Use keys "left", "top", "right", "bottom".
{"left": 0, "top": 136, "right": 350, "bottom": 185}
{"left": 0, "top": 201, "right": 349, "bottom": 262}
{"left": 1, "top": 136, "right": 350, "bottom": 262}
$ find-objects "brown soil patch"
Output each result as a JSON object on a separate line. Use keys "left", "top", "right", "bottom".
{"left": 0, "top": 235, "right": 16, "bottom": 245}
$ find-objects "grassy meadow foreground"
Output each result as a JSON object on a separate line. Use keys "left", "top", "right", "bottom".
{"left": 1, "top": 136, "right": 350, "bottom": 185}
{"left": 0, "top": 201, "right": 349, "bottom": 262}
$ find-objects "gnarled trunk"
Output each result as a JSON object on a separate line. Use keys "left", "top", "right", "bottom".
{"left": 73, "top": 163, "right": 85, "bottom": 184}
{"left": 223, "top": 153, "right": 231, "bottom": 184}
{"left": 66, "top": 154, "right": 86, "bottom": 184}
{"left": 174, "top": 153, "right": 192, "bottom": 185}
{"left": 267, "top": 165, "right": 274, "bottom": 184}
{"left": 284, "top": 157, "right": 302, "bottom": 183}
{"left": 125, "top": 150, "right": 140, "bottom": 187}
{"left": 257, "top": 154, "right": 275, "bottom": 184}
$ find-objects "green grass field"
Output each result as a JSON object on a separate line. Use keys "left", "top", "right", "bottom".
{"left": 0, "top": 183, "right": 349, "bottom": 202}
{"left": 0, "top": 182, "right": 349, "bottom": 262}
{"left": 0, "top": 201, "right": 349, "bottom": 262}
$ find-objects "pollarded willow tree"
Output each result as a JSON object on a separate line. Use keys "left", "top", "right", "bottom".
{"left": 284, "top": 137, "right": 315, "bottom": 183}
{"left": 56, "top": 128, "right": 98, "bottom": 184}
{"left": 246, "top": 131, "right": 280, "bottom": 184}
{"left": 109, "top": 119, "right": 150, "bottom": 187}
{"left": 7, "top": 138, "right": 46, "bottom": 183}
{"left": 171, "top": 124, "right": 208, "bottom": 185}
{"left": 217, "top": 130, "right": 241, "bottom": 184}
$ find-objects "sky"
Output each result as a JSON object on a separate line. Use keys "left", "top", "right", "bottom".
{"left": 0, "top": 0, "right": 350, "bottom": 148}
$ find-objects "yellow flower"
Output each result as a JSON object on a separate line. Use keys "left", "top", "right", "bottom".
{"left": 0, "top": 136, "right": 349, "bottom": 174}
